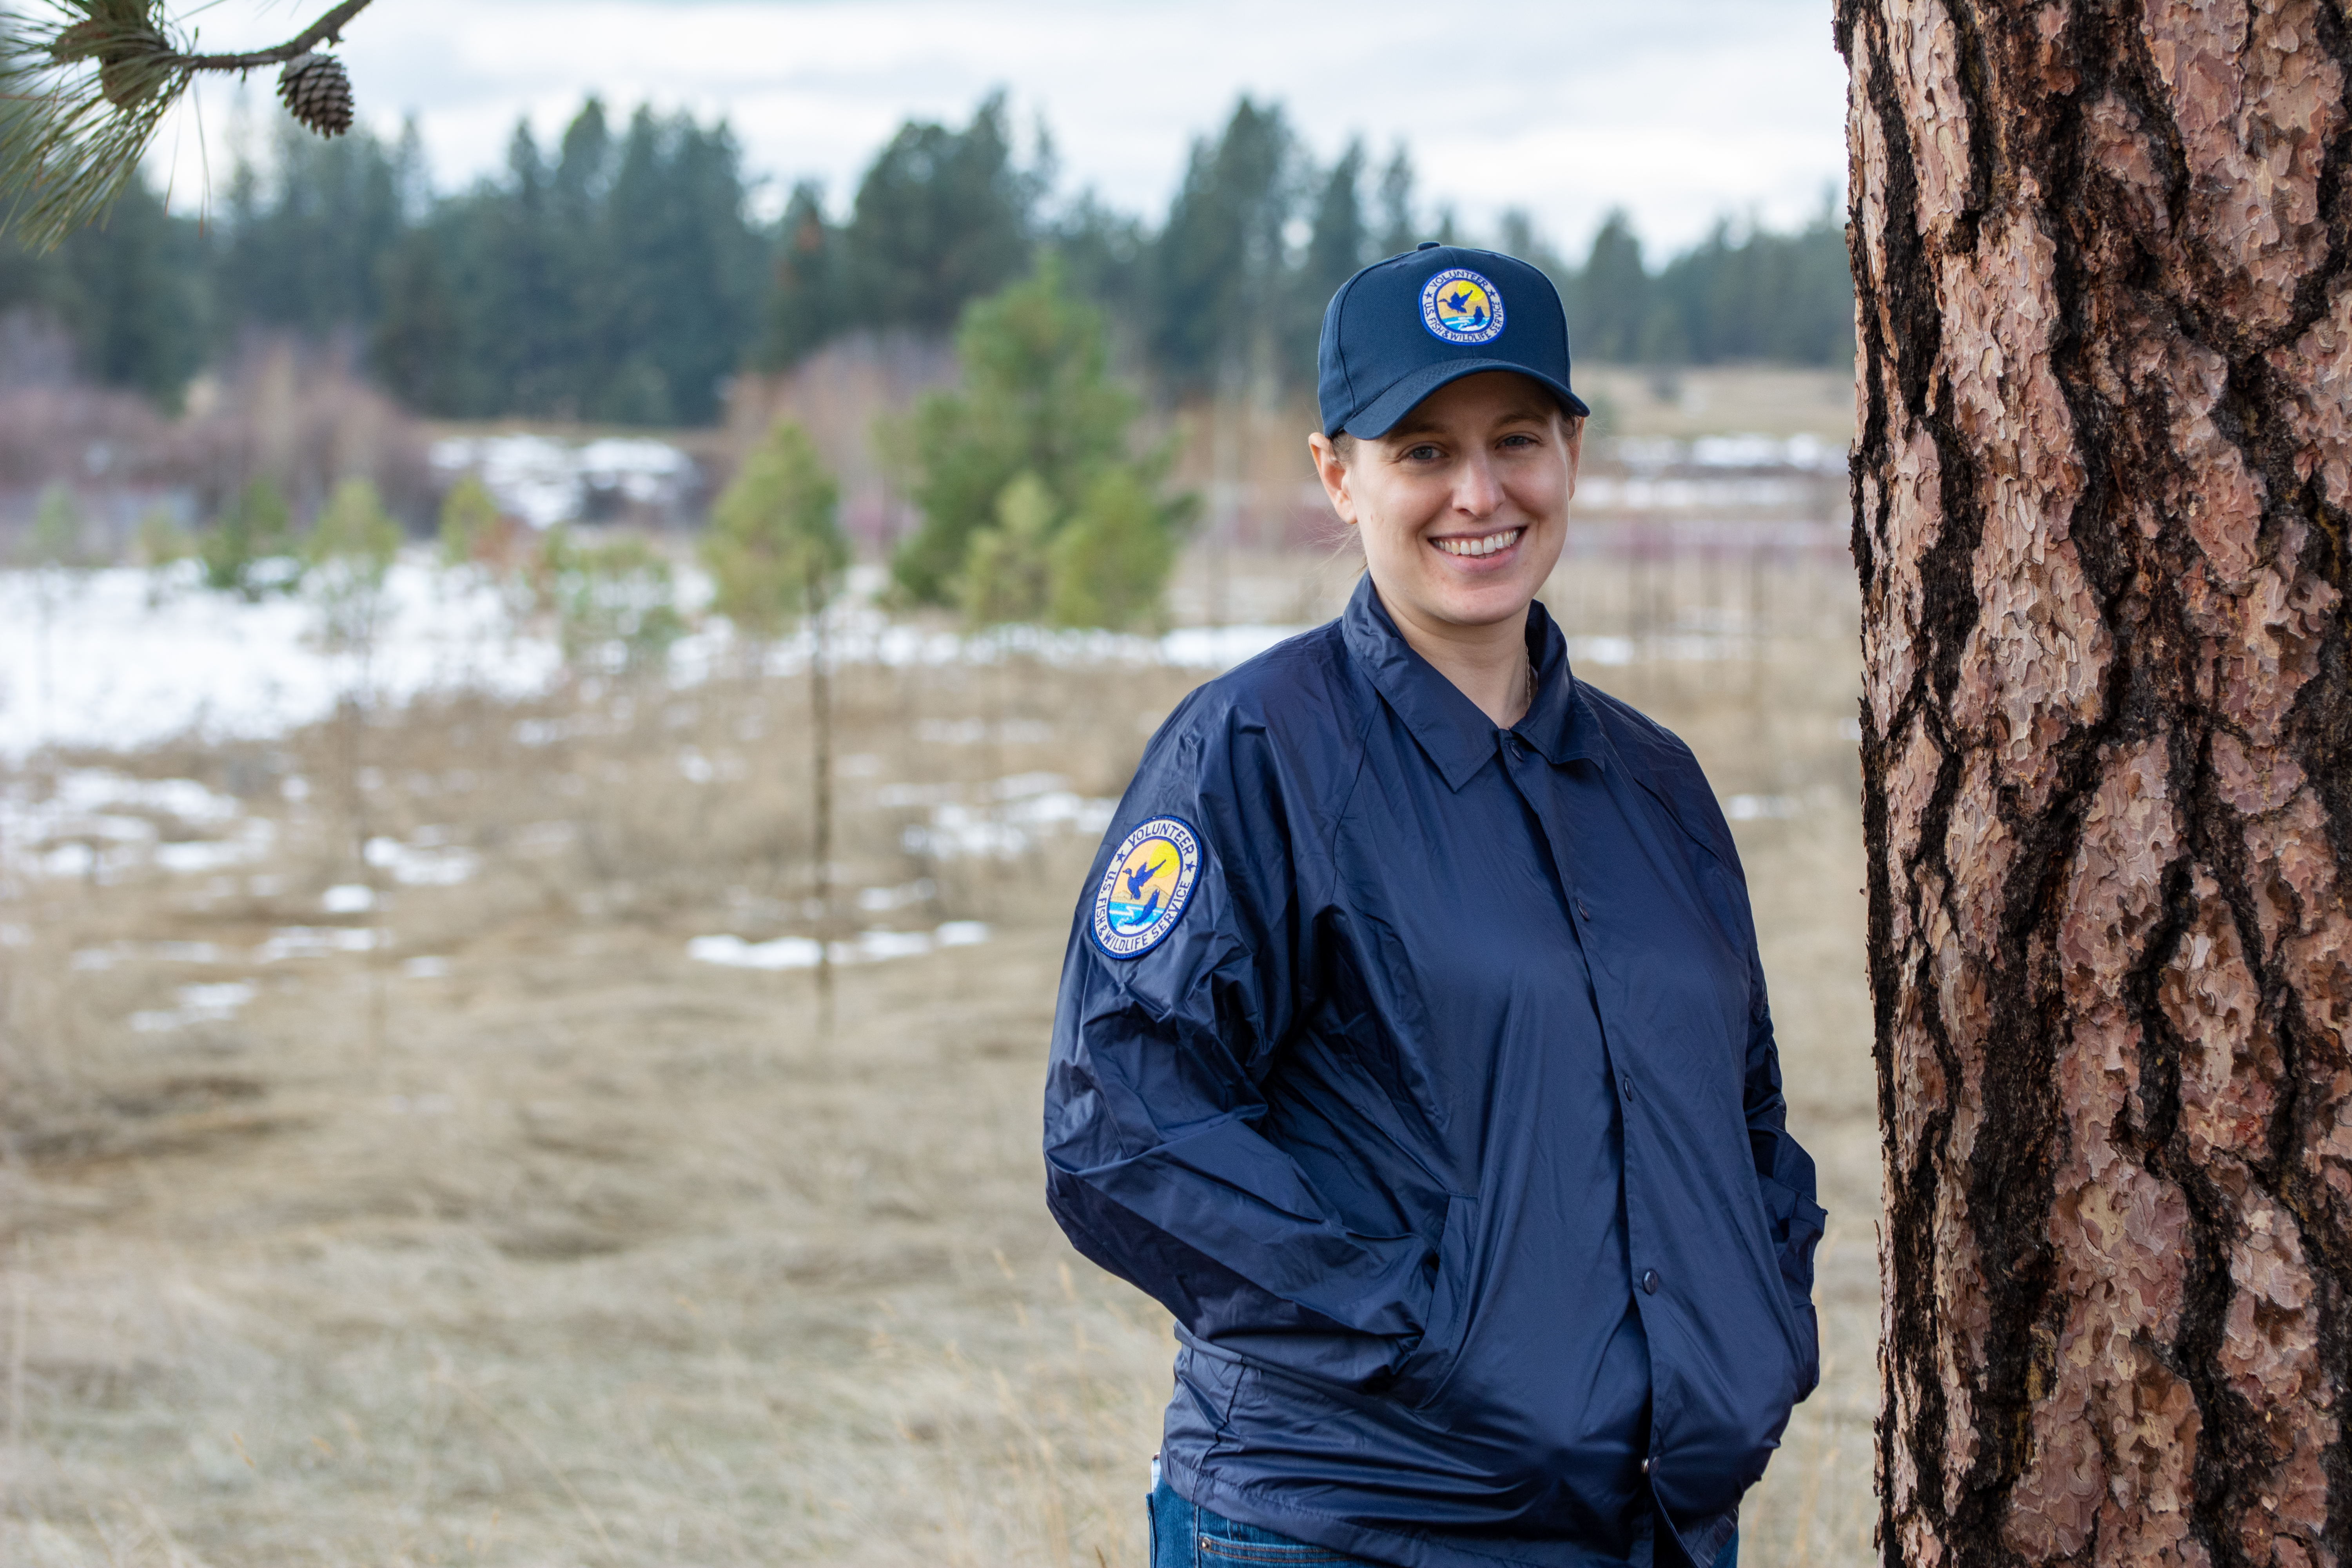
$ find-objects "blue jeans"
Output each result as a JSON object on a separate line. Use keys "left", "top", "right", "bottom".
{"left": 1147, "top": 1473, "right": 1737, "bottom": 1568}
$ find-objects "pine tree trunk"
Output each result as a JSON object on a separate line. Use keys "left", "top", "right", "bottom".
{"left": 1840, "top": 3, "right": 2352, "bottom": 1564}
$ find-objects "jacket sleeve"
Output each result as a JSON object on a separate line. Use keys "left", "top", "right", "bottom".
{"left": 1042, "top": 699, "right": 1434, "bottom": 1392}
{"left": 1740, "top": 942, "right": 1828, "bottom": 1306}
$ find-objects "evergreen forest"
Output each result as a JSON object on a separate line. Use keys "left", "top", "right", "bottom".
{"left": 0, "top": 93, "right": 1855, "bottom": 423}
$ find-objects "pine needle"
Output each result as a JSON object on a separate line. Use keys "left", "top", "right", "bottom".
{"left": 0, "top": 0, "right": 377, "bottom": 250}
{"left": 1, "top": 3, "right": 187, "bottom": 250}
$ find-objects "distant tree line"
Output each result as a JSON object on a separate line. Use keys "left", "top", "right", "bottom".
{"left": 0, "top": 93, "right": 1854, "bottom": 421}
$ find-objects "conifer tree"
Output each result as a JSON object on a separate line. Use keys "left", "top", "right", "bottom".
{"left": 958, "top": 472, "right": 1055, "bottom": 628}
{"left": 305, "top": 475, "right": 400, "bottom": 871}
{"left": 23, "top": 483, "right": 85, "bottom": 750}
{"left": 537, "top": 529, "right": 684, "bottom": 677}
{"left": 1576, "top": 211, "right": 1653, "bottom": 363}
{"left": 704, "top": 420, "right": 848, "bottom": 642}
{"left": 846, "top": 92, "right": 1039, "bottom": 337}
{"left": 704, "top": 419, "right": 849, "bottom": 1024}
{"left": 436, "top": 475, "right": 500, "bottom": 569}
{"left": 758, "top": 181, "right": 840, "bottom": 370}
{"left": 597, "top": 107, "right": 762, "bottom": 425}
{"left": 1048, "top": 466, "right": 1175, "bottom": 633}
{"left": 305, "top": 475, "right": 399, "bottom": 663}
{"left": 214, "top": 114, "right": 405, "bottom": 345}
{"left": 1292, "top": 142, "right": 1368, "bottom": 383}
{"left": 200, "top": 477, "right": 301, "bottom": 601}
{"left": 1149, "top": 97, "right": 1297, "bottom": 400}
{"left": 1372, "top": 145, "right": 1417, "bottom": 260}
{"left": 895, "top": 259, "right": 1183, "bottom": 614}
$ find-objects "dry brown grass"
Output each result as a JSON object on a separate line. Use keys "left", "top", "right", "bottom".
{"left": 1575, "top": 365, "right": 1856, "bottom": 443}
{"left": 0, "top": 548, "right": 1874, "bottom": 1567}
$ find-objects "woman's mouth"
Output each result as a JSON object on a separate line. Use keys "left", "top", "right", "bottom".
{"left": 1433, "top": 528, "right": 1523, "bottom": 559}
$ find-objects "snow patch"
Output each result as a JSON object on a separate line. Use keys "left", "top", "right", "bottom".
{"left": 0, "top": 563, "right": 559, "bottom": 759}
{"left": 130, "top": 981, "right": 256, "bottom": 1033}
{"left": 365, "top": 835, "right": 481, "bottom": 887}
{"left": 254, "top": 927, "right": 385, "bottom": 963}
{"left": 687, "top": 920, "right": 993, "bottom": 972}
{"left": 1724, "top": 794, "right": 1802, "bottom": 821}
{"left": 0, "top": 562, "right": 1303, "bottom": 764}
{"left": 430, "top": 434, "right": 696, "bottom": 530}
{"left": 2, "top": 768, "right": 275, "bottom": 882}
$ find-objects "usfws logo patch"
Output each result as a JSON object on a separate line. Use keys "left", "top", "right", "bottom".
{"left": 1421, "top": 268, "right": 1506, "bottom": 345}
{"left": 1091, "top": 817, "right": 1201, "bottom": 958}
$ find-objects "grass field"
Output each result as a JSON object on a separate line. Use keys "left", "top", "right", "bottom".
{"left": 1, "top": 542, "right": 1875, "bottom": 1567}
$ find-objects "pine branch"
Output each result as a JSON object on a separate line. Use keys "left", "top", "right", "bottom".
{"left": 0, "top": 0, "right": 379, "bottom": 251}
{"left": 171, "top": 0, "right": 375, "bottom": 73}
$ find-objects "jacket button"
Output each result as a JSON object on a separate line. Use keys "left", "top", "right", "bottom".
{"left": 1641, "top": 1269, "right": 1660, "bottom": 1295}
{"left": 1575, "top": 897, "right": 1593, "bottom": 920}
{"left": 1641, "top": 1457, "right": 1653, "bottom": 1475}
{"left": 1621, "top": 1076, "right": 1633, "bottom": 1101}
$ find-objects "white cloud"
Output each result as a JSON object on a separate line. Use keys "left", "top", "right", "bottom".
{"left": 153, "top": 0, "right": 1847, "bottom": 255}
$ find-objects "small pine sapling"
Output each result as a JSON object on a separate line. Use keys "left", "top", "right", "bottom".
{"left": 24, "top": 483, "right": 88, "bottom": 751}
{"left": 897, "top": 259, "right": 1190, "bottom": 628}
{"left": 136, "top": 506, "right": 195, "bottom": 606}
{"left": 538, "top": 527, "right": 686, "bottom": 679}
{"left": 436, "top": 475, "right": 501, "bottom": 570}
{"left": 703, "top": 419, "right": 849, "bottom": 1029}
{"left": 958, "top": 472, "right": 1055, "bottom": 629}
{"left": 1048, "top": 466, "right": 1178, "bottom": 632}
{"left": 200, "top": 477, "right": 302, "bottom": 601}
{"left": 305, "top": 477, "right": 401, "bottom": 872}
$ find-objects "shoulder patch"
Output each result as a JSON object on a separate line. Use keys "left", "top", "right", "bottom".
{"left": 1090, "top": 817, "right": 1202, "bottom": 959}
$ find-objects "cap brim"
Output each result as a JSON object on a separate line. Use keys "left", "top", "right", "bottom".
{"left": 1338, "top": 359, "right": 1591, "bottom": 438}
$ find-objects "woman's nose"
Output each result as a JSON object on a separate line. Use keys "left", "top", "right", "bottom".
{"left": 1452, "top": 454, "right": 1504, "bottom": 517}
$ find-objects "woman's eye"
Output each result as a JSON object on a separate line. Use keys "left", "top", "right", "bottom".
{"left": 1404, "top": 445, "right": 1443, "bottom": 462}
{"left": 1499, "top": 432, "right": 1539, "bottom": 450}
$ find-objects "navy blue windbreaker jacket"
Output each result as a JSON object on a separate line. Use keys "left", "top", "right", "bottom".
{"left": 1043, "top": 577, "right": 1824, "bottom": 1568}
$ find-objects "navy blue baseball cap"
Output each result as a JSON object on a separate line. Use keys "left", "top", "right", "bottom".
{"left": 1317, "top": 242, "right": 1589, "bottom": 439}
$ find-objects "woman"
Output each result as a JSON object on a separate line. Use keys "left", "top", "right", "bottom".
{"left": 1043, "top": 244, "right": 1823, "bottom": 1568}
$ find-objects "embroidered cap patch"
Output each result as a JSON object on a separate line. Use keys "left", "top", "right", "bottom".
{"left": 1421, "top": 267, "right": 1506, "bottom": 345}
{"left": 1091, "top": 817, "right": 1201, "bottom": 958}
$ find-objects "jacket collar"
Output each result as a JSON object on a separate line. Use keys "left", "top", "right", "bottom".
{"left": 1340, "top": 573, "right": 1604, "bottom": 792}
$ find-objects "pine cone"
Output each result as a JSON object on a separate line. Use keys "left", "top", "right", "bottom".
{"left": 277, "top": 52, "right": 352, "bottom": 138}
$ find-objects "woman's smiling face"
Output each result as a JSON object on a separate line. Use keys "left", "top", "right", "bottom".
{"left": 1310, "top": 370, "right": 1580, "bottom": 641}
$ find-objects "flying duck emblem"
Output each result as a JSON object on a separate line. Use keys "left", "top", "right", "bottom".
{"left": 1092, "top": 818, "right": 1202, "bottom": 959}
{"left": 1421, "top": 267, "right": 1507, "bottom": 345}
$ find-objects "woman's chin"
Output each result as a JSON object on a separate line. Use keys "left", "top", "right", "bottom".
{"left": 1414, "top": 576, "right": 1544, "bottom": 631}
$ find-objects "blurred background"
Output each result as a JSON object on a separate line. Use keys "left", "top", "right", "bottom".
{"left": 0, "top": 2, "right": 1873, "bottom": 1563}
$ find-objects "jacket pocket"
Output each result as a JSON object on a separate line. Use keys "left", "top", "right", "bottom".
{"left": 1754, "top": 1173, "right": 1827, "bottom": 1300}
{"left": 1391, "top": 1193, "right": 1475, "bottom": 1409}
{"left": 1753, "top": 1172, "right": 1824, "bottom": 1397}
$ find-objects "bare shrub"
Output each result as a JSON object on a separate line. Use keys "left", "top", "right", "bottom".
{"left": 181, "top": 334, "right": 437, "bottom": 530}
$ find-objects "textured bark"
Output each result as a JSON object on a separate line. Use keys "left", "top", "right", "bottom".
{"left": 1840, "top": 3, "right": 2352, "bottom": 1566}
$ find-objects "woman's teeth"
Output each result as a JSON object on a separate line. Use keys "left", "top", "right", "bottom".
{"left": 1436, "top": 529, "right": 1522, "bottom": 559}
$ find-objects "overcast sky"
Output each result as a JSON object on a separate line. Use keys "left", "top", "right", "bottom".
{"left": 156, "top": 0, "right": 1847, "bottom": 258}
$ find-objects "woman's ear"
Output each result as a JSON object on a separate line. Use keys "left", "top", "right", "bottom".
{"left": 1308, "top": 433, "right": 1359, "bottom": 527}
